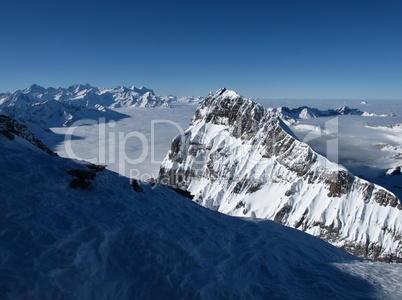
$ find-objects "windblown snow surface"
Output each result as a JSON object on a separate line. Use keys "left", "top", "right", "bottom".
{"left": 2, "top": 117, "right": 402, "bottom": 299}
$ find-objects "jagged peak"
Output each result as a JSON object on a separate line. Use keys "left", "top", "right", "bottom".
{"left": 134, "top": 86, "right": 155, "bottom": 95}
{"left": 214, "top": 87, "right": 241, "bottom": 99}
{"left": 191, "top": 89, "right": 285, "bottom": 142}
{"left": 203, "top": 88, "right": 259, "bottom": 109}
{"left": 24, "top": 84, "right": 47, "bottom": 94}
{"left": 215, "top": 87, "right": 227, "bottom": 95}
{"left": 74, "top": 83, "right": 92, "bottom": 89}
{"left": 68, "top": 83, "right": 93, "bottom": 93}
{"left": 198, "top": 88, "right": 265, "bottom": 121}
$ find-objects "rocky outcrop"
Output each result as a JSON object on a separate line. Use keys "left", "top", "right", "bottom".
{"left": 67, "top": 164, "right": 106, "bottom": 190}
{"left": 0, "top": 115, "right": 56, "bottom": 156}
{"left": 159, "top": 88, "right": 402, "bottom": 261}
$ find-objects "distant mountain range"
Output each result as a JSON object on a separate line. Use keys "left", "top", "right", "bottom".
{"left": 270, "top": 105, "right": 395, "bottom": 125}
{"left": 160, "top": 88, "right": 402, "bottom": 262}
{"left": 0, "top": 84, "right": 204, "bottom": 134}
{"left": 1, "top": 84, "right": 389, "bottom": 136}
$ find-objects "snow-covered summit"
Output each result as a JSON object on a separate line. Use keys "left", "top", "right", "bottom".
{"left": 160, "top": 88, "right": 402, "bottom": 261}
{"left": 2, "top": 116, "right": 402, "bottom": 299}
{"left": 24, "top": 83, "right": 50, "bottom": 94}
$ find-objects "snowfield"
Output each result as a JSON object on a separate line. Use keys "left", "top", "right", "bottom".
{"left": 2, "top": 116, "right": 402, "bottom": 299}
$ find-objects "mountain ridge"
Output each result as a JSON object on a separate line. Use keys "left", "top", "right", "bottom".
{"left": 160, "top": 88, "right": 402, "bottom": 262}
{"left": 0, "top": 83, "right": 203, "bottom": 135}
{"left": 270, "top": 105, "right": 395, "bottom": 125}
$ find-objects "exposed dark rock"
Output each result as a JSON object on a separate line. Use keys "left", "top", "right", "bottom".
{"left": 147, "top": 177, "right": 158, "bottom": 187}
{"left": 70, "top": 178, "right": 92, "bottom": 190}
{"left": 388, "top": 166, "right": 401, "bottom": 176}
{"left": 326, "top": 171, "right": 354, "bottom": 198}
{"left": 294, "top": 209, "right": 308, "bottom": 229}
{"left": 87, "top": 164, "right": 106, "bottom": 172}
{"left": 0, "top": 130, "right": 15, "bottom": 140}
{"left": 67, "top": 169, "right": 97, "bottom": 180}
{"left": 246, "top": 182, "right": 263, "bottom": 194}
{"left": 233, "top": 181, "right": 243, "bottom": 194}
{"left": 373, "top": 189, "right": 401, "bottom": 209}
{"left": 361, "top": 183, "right": 374, "bottom": 204}
{"left": 312, "top": 222, "right": 340, "bottom": 243}
{"left": 170, "top": 135, "right": 181, "bottom": 154}
{"left": 131, "top": 179, "right": 144, "bottom": 192}
{"left": 168, "top": 187, "right": 194, "bottom": 199}
{"left": 67, "top": 164, "right": 105, "bottom": 190}
{"left": 188, "top": 145, "right": 199, "bottom": 156}
{"left": 0, "top": 115, "right": 57, "bottom": 156}
{"left": 235, "top": 201, "right": 245, "bottom": 209}
{"left": 274, "top": 205, "right": 292, "bottom": 224}
{"left": 206, "top": 159, "right": 219, "bottom": 180}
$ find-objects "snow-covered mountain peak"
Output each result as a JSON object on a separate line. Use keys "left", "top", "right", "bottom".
{"left": 24, "top": 83, "right": 49, "bottom": 95}
{"left": 68, "top": 83, "right": 93, "bottom": 93}
{"left": 133, "top": 86, "right": 155, "bottom": 94}
{"left": 192, "top": 88, "right": 265, "bottom": 137}
{"left": 215, "top": 87, "right": 242, "bottom": 100}
{"left": 160, "top": 90, "right": 402, "bottom": 261}
{"left": 0, "top": 84, "right": 176, "bottom": 134}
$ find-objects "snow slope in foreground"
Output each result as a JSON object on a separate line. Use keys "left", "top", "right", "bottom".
{"left": 2, "top": 119, "right": 402, "bottom": 299}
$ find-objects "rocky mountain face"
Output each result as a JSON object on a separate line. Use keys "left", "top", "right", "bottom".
{"left": 159, "top": 88, "right": 402, "bottom": 262}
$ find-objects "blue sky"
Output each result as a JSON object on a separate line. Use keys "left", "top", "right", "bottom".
{"left": 1, "top": 0, "right": 401, "bottom": 99}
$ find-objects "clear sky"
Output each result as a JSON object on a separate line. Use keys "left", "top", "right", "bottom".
{"left": 1, "top": 0, "right": 401, "bottom": 99}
